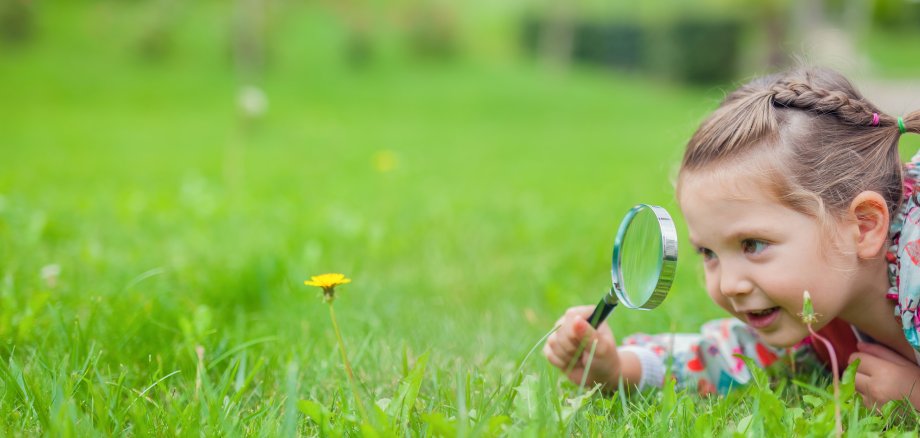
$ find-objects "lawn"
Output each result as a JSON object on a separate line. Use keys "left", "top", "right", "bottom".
{"left": 1, "top": 2, "right": 919, "bottom": 435}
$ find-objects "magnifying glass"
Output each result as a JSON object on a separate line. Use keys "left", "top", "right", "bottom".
{"left": 587, "top": 204, "right": 678, "bottom": 328}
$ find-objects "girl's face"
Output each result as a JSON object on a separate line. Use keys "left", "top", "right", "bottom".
{"left": 678, "top": 169, "right": 861, "bottom": 348}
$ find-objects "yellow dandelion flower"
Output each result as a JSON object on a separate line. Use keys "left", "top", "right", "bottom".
{"left": 305, "top": 273, "right": 351, "bottom": 302}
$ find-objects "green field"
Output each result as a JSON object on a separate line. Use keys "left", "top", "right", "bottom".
{"left": 2, "top": 2, "right": 920, "bottom": 436}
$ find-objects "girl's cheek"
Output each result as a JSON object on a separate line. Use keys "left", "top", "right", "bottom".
{"left": 709, "top": 292, "right": 734, "bottom": 314}
{"left": 702, "top": 269, "right": 738, "bottom": 316}
{"left": 703, "top": 272, "right": 727, "bottom": 308}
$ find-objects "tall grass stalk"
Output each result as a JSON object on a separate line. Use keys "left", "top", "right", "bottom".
{"left": 327, "top": 301, "right": 369, "bottom": 423}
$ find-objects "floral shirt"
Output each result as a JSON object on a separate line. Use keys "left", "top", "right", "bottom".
{"left": 621, "top": 154, "right": 920, "bottom": 394}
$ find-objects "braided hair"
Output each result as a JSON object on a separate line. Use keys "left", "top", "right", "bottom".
{"left": 680, "top": 67, "right": 920, "bottom": 223}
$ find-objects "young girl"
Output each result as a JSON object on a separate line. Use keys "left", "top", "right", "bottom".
{"left": 543, "top": 67, "right": 920, "bottom": 410}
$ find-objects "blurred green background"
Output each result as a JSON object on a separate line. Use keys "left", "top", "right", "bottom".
{"left": 2, "top": 0, "right": 920, "bottom": 433}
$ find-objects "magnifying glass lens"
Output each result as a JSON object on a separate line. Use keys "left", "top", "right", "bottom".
{"left": 588, "top": 204, "right": 677, "bottom": 328}
{"left": 619, "top": 207, "right": 663, "bottom": 307}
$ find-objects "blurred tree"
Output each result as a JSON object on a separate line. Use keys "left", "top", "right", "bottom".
{"left": 842, "top": 0, "right": 871, "bottom": 37}
{"left": 0, "top": 0, "right": 34, "bottom": 46}
{"left": 669, "top": 18, "right": 742, "bottom": 84}
{"left": 322, "top": 0, "right": 374, "bottom": 68}
{"left": 227, "top": 0, "right": 271, "bottom": 201}
{"left": 135, "top": 0, "right": 180, "bottom": 62}
{"left": 405, "top": 1, "right": 458, "bottom": 60}
{"left": 872, "top": 0, "right": 920, "bottom": 30}
{"left": 788, "top": 0, "right": 873, "bottom": 73}
{"left": 571, "top": 21, "right": 643, "bottom": 71}
{"left": 233, "top": 0, "right": 268, "bottom": 81}
{"left": 759, "top": 0, "right": 792, "bottom": 69}
{"left": 538, "top": 0, "right": 577, "bottom": 72}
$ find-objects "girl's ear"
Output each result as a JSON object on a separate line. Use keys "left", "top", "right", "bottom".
{"left": 848, "top": 191, "right": 890, "bottom": 259}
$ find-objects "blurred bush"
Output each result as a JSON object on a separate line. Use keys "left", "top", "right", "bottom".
{"left": 520, "top": 13, "right": 744, "bottom": 85}
{"left": 6, "top": 0, "right": 920, "bottom": 83}
{"left": 669, "top": 18, "right": 742, "bottom": 84}
{"left": 404, "top": 2, "right": 459, "bottom": 60}
{"left": 872, "top": 0, "right": 920, "bottom": 30}
{"left": 0, "top": 0, "right": 33, "bottom": 46}
{"left": 572, "top": 21, "right": 644, "bottom": 71}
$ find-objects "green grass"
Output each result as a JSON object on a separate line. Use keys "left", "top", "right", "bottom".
{"left": 1, "top": 1, "right": 919, "bottom": 436}
{"left": 863, "top": 28, "right": 920, "bottom": 78}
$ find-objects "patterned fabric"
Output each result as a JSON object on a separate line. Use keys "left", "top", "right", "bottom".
{"left": 888, "top": 153, "right": 920, "bottom": 354}
{"left": 621, "top": 319, "right": 820, "bottom": 394}
{"left": 622, "top": 153, "right": 920, "bottom": 394}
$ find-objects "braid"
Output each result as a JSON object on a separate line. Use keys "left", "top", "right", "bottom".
{"left": 681, "top": 66, "right": 909, "bottom": 228}
{"left": 769, "top": 81, "right": 881, "bottom": 127}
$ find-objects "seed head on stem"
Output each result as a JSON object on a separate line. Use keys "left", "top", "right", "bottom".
{"left": 799, "top": 290, "right": 842, "bottom": 437}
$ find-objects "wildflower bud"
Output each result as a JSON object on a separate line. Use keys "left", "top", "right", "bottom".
{"left": 238, "top": 85, "right": 268, "bottom": 119}
{"left": 41, "top": 263, "right": 61, "bottom": 288}
{"left": 800, "top": 290, "right": 818, "bottom": 324}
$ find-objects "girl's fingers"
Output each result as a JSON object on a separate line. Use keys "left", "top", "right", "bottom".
{"left": 567, "top": 305, "right": 596, "bottom": 317}
{"left": 572, "top": 317, "right": 616, "bottom": 357}
{"left": 546, "top": 305, "right": 610, "bottom": 366}
{"left": 854, "top": 372, "right": 870, "bottom": 396}
{"left": 561, "top": 305, "right": 611, "bottom": 333}
{"left": 580, "top": 338, "right": 602, "bottom": 363}
{"left": 567, "top": 369, "right": 586, "bottom": 386}
{"left": 854, "top": 372, "right": 879, "bottom": 409}
{"left": 849, "top": 352, "right": 889, "bottom": 378}
{"left": 592, "top": 333, "right": 614, "bottom": 357}
{"left": 560, "top": 316, "right": 593, "bottom": 349}
{"left": 572, "top": 305, "right": 611, "bottom": 329}
{"left": 544, "top": 344, "right": 567, "bottom": 369}
{"left": 566, "top": 305, "right": 605, "bottom": 329}
{"left": 856, "top": 342, "right": 915, "bottom": 366}
{"left": 545, "top": 332, "right": 571, "bottom": 360}
{"left": 555, "top": 325, "right": 581, "bottom": 357}
{"left": 573, "top": 319, "right": 599, "bottom": 348}
{"left": 553, "top": 315, "right": 566, "bottom": 330}
{"left": 548, "top": 328, "right": 581, "bottom": 362}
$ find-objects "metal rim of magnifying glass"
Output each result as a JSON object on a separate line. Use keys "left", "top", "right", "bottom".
{"left": 611, "top": 204, "right": 678, "bottom": 309}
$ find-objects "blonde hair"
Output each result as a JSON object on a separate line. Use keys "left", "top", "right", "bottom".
{"left": 679, "top": 67, "right": 920, "bottom": 223}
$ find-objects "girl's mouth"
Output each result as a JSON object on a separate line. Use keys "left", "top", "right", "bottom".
{"left": 745, "top": 307, "right": 781, "bottom": 329}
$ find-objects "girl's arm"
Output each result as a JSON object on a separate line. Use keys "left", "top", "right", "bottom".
{"left": 620, "top": 318, "right": 818, "bottom": 394}
{"left": 545, "top": 308, "right": 821, "bottom": 395}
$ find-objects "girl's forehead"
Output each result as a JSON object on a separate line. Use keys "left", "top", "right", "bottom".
{"left": 677, "top": 137, "right": 791, "bottom": 201}
{"left": 677, "top": 164, "right": 777, "bottom": 205}
{"left": 678, "top": 166, "right": 810, "bottom": 243}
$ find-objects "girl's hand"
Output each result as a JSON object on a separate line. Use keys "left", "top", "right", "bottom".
{"left": 849, "top": 342, "right": 920, "bottom": 410}
{"left": 543, "top": 305, "right": 638, "bottom": 391}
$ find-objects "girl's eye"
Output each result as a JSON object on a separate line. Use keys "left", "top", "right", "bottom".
{"left": 741, "top": 239, "right": 768, "bottom": 255}
{"left": 696, "top": 247, "right": 716, "bottom": 262}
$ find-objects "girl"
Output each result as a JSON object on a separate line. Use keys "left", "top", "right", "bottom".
{"left": 543, "top": 67, "right": 920, "bottom": 409}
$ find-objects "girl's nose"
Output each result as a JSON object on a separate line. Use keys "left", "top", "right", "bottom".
{"left": 719, "top": 264, "right": 754, "bottom": 297}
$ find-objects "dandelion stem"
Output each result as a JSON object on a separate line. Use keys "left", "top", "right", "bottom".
{"left": 799, "top": 291, "right": 841, "bottom": 436}
{"left": 327, "top": 302, "right": 369, "bottom": 423}
{"left": 807, "top": 325, "right": 842, "bottom": 438}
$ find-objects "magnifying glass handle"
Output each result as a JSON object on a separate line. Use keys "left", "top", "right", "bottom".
{"left": 587, "top": 298, "right": 618, "bottom": 328}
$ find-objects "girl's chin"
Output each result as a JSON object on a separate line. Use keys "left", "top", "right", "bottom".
{"left": 745, "top": 311, "right": 810, "bottom": 348}
{"left": 756, "top": 333, "right": 807, "bottom": 349}
{"left": 753, "top": 327, "right": 811, "bottom": 348}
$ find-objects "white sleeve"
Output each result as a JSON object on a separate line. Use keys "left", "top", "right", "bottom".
{"left": 618, "top": 345, "right": 666, "bottom": 390}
